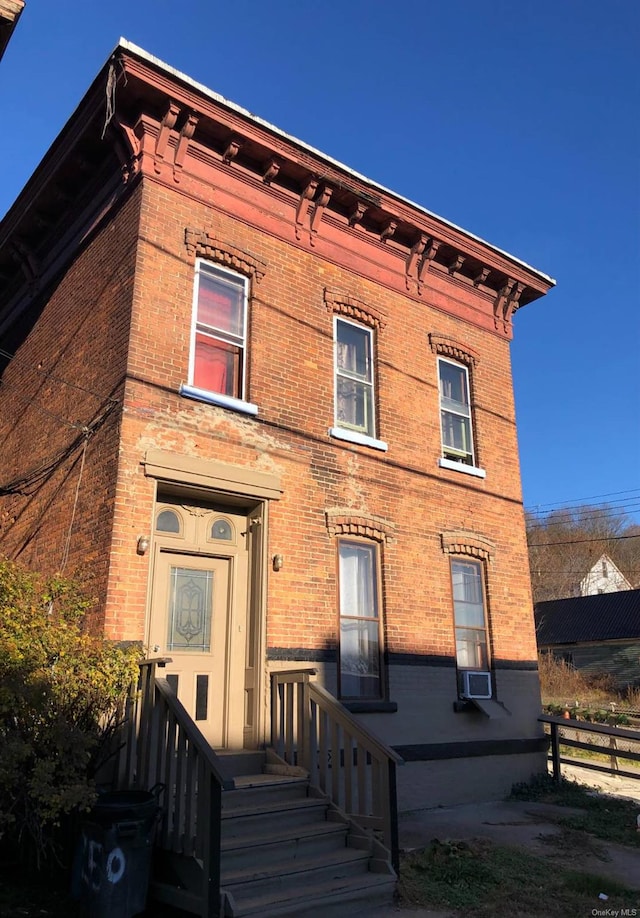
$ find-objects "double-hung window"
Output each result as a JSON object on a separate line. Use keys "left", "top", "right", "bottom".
{"left": 338, "top": 539, "right": 383, "bottom": 699}
{"left": 451, "top": 558, "right": 490, "bottom": 691}
{"left": 190, "top": 260, "right": 248, "bottom": 401}
{"left": 438, "top": 358, "right": 475, "bottom": 466}
{"left": 334, "top": 318, "right": 375, "bottom": 438}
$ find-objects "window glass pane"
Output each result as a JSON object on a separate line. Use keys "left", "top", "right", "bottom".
{"left": 194, "top": 332, "right": 241, "bottom": 397}
{"left": 337, "top": 321, "right": 371, "bottom": 381}
{"left": 195, "top": 674, "right": 209, "bottom": 721}
{"left": 339, "top": 543, "right": 377, "bottom": 619}
{"left": 340, "top": 618, "right": 380, "bottom": 698}
{"left": 452, "top": 561, "right": 488, "bottom": 671}
{"left": 339, "top": 541, "right": 381, "bottom": 700}
{"left": 337, "top": 377, "right": 373, "bottom": 434}
{"left": 439, "top": 360, "right": 469, "bottom": 408}
{"left": 211, "top": 518, "right": 233, "bottom": 541}
{"left": 157, "top": 509, "right": 180, "bottom": 533}
{"left": 197, "top": 267, "right": 244, "bottom": 338}
{"left": 167, "top": 567, "right": 213, "bottom": 652}
{"left": 455, "top": 628, "right": 488, "bottom": 669}
{"left": 441, "top": 395, "right": 470, "bottom": 419}
{"left": 441, "top": 411, "right": 472, "bottom": 456}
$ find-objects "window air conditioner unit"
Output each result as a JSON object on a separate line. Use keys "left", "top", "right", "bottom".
{"left": 462, "top": 671, "right": 492, "bottom": 700}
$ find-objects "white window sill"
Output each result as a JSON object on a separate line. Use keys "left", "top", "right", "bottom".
{"left": 328, "top": 427, "right": 388, "bottom": 452}
{"left": 438, "top": 457, "right": 486, "bottom": 479}
{"left": 180, "top": 384, "right": 258, "bottom": 416}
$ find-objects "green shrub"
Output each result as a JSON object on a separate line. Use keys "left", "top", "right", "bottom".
{"left": 0, "top": 560, "right": 140, "bottom": 866}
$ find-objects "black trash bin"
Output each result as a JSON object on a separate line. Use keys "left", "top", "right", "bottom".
{"left": 74, "top": 788, "right": 162, "bottom": 918}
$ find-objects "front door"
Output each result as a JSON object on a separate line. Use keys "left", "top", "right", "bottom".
{"left": 147, "top": 499, "right": 250, "bottom": 747}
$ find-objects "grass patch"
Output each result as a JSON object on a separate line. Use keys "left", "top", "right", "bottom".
{"left": 509, "top": 773, "right": 640, "bottom": 847}
{"left": 399, "top": 838, "right": 636, "bottom": 917}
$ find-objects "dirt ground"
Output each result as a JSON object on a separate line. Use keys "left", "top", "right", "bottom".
{"left": 360, "top": 763, "right": 640, "bottom": 918}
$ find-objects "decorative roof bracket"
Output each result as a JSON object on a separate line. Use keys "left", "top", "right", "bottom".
{"left": 494, "top": 279, "right": 525, "bottom": 332}
{"left": 379, "top": 219, "right": 397, "bottom": 243}
{"left": 173, "top": 113, "right": 198, "bottom": 183}
{"left": 310, "top": 184, "right": 333, "bottom": 246}
{"left": 473, "top": 266, "right": 490, "bottom": 287}
{"left": 154, "top": 100, "right": 180, "bottom": 174}
{"left": 222, "top": 136, "right": 242, "bottom": 165}
{"left": 348, "top": 201, "right": 367, "bottom": 228}
{"left": 295, "top": 177, "right": 319, "bottom": 242}
{"left": 406, "top": 233, "right": 428, "bottom": 292}
{"left": 418, "top": 238, "right": 442, "bottom": 292}
{"left": 262, "top": 158, "right": 280, "bottom": 184}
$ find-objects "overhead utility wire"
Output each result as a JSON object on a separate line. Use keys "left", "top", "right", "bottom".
{"left": 4, "top": 387, "right": 88, "bottom": 431}
{"left": 0, "top": 347, "right": 119, "bottom": 404}
{"left": 528, "top": 533, "right": 640, "bottom": 548}
{"left": 526, "top": 497, "right": 640, "bottom": 520}
{"left": 526, "top": 488, "right": 640, "bottom": 512}
{"left": 0, "top": 402, "right": 116, "bottom": 496}
{"left": 526, "top": 504, "right": 640, "bottom": 532}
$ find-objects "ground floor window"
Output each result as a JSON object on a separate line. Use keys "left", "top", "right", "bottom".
{"left": 338, "top": 539, "right": 383, "bottom": 699}
{"left": 451, "top": 558, "right": 491, "bottom": 695}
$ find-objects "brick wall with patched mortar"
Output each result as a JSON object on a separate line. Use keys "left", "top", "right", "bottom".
{"left": 104, "top": 179, "right": 537, "bottom": 670}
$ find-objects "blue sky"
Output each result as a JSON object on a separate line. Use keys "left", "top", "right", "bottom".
{"left": 2, "top": 0, "right": 639, "bottom": 520}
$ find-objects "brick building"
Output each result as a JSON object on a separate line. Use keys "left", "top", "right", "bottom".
{"left": 0, "top": 40, "right": 554, "bottom": 810}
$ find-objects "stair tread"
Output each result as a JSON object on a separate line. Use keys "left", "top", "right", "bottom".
{"left": 225, "top": 871, "right": 395, "bottom": 916}
{"left": 222, "top": 795, "right": 324, "bottom": 819}
{"left": 229, "top": 773, "right": 308, "bottom": 789}
{"left": 222, "top": 818, "right": 345, "bottom": 852}
{"left": 223, "top": 846, "right": 368, "bottom": 886}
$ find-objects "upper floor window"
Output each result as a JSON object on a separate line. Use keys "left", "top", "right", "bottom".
{"left": 338, "top": 539, "right": 383, "bottom": 700}
{"left": 438, "top": 358, "right": 475, "bottom": 467}
{"left": 451, "top": 558, "right": 490, "bottom": 695}
{"left": 190, "top": 260, "right": 248, "bottom": 400}
{"left": 334, "top": 317, "right": 375, "bottom": 438}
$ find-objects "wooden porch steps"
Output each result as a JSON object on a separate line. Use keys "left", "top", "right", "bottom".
{"left": 151, "top": 750, "right": 396, "bottom": 917}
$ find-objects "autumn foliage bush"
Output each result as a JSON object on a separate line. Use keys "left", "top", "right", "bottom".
{"left": 0, "top": 560, "right": 140, "bottom": 866}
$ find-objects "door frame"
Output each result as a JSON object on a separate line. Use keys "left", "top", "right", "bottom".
{"left": 146, "top": 490, "right": 269, "bottom": 748}
{"left": 142, "top": 450, "right": 281, "bottom": 747}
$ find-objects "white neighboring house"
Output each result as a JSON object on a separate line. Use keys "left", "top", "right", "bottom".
{"left": 580, "top": 554, "right": 632, "bottom": 596}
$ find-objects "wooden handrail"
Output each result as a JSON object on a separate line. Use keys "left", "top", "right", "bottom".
{"left": 307, "top": 681, "right": 404, "bottom": 766}
{"left": 539, "top": 714, "right": 640, "bottom": 784}
{"left": 154, "top": 678, "right": 234, "bottom": 790}
{"left": 270, "top": 669, "right": 403, "bottom": 871}
{"left": 539, "top": 713, "right": 640, "bottom": 742}
{"left": 117, "top": 659, "right": 230, "bottom": 917}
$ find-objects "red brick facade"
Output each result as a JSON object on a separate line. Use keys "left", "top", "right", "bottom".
{"left": 0, "top": 42, "right": 554, "bottom": 804}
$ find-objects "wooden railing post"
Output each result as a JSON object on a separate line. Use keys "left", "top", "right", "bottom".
{"left": 270, "top": 669, "right": 403, "bottom": 866}
{"left": 117, "top": 661, "right": 231, "bottom": 917}
{"left": 550, "top": 720, "right": 561, "bottom": 782}
{"left": 299, "top": 673, "right": 312, "bottom": 772}
{"left": 387, "top": 759, "right": 400, "bottom": 873}
{"left": 202, "top": 769, "right": 222, "bottom": 918}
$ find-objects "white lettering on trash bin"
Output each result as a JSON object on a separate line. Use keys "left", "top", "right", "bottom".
{"left": 106, "top": 847, "right": 126, "bottom": 884}
{"left": 81, "top": 838, "right": 103, "bottom": 892}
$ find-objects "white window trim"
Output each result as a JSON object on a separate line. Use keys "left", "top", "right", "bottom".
{"left": 333, "top": 315, "right": 378, "bottom": 440}
{"left": 437, "top": 356, "right": 477, "bottom": 468}
{"left": 329, "top": 426, "right": 388, "bottom": 452}
{"left": 188, "top": 259, "right": 250, "bottom": 401}
{"left": 438, "top": 457, "right": 486, "bottom": 478}
{"left": 180, "top": 383, "right": 258, "bottom": 416}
